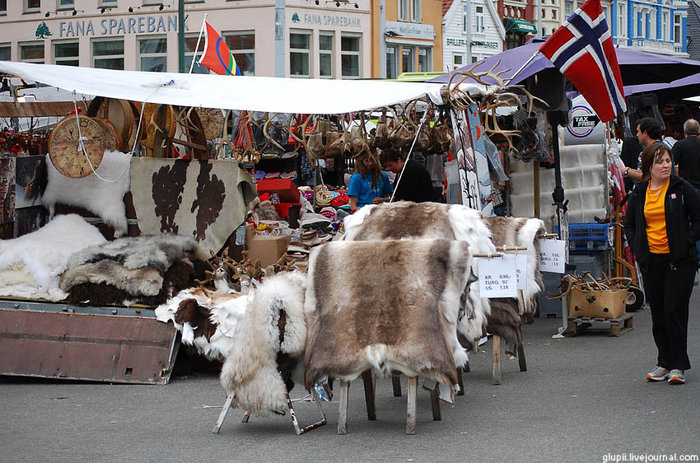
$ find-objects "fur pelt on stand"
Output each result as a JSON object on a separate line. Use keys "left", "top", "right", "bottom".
{"left": 219, "top": 271, "right": 307, "bottom": 414}
{"left": 304, "top": 240, "right": 471, "bottom": 391}
{"left": 342, "top": 202, "right": 495, "bottom": 352}
{"left": 60, "top": 234, "right": 197, "bottom": 306}
{"left": 0, "top": 214, "right": 106, "bottom": 301}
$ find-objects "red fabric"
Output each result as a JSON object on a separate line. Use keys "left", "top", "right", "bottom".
{"left": 199, "top": 23, "right": 241, "bottom": 76}
{"left": 539, "top": 0, "right": 625, "bottom": 122}
{"left": 331, "top": 194, "right": 349, "bottom": 207}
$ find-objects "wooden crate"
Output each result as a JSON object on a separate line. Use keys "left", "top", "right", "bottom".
{"left": 565, "top": 312, "right": 634, "bottom": 337}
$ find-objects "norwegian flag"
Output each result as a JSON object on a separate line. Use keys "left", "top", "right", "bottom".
{"left": 539, "top": 0, "right": 625, "bottom": 122}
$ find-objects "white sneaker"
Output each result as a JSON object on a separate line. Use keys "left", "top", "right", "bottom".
{"left": 668, "top": 369, "right": 685, "bottom": 385}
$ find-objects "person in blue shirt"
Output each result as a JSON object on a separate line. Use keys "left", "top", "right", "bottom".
{"left": 347, "top": 151, "right": 392, "bottom": 213}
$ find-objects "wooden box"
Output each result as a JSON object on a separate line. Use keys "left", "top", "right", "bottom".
{"left": 568, "top": 287, "right": 627, "bottom": 319}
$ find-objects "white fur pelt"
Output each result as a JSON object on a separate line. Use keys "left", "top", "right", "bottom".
{"left": 42, "top": 150, "right": 131, "bottom": 237}
{"left": 60, "top": 234, "right": 197, "bottom": 296}
{"left": 342, "top": 202, "right": 495, "bottom": 352}
{"left": 220, "top": 271, "right": 307, "bottom": 415}
{"left": 155, "top": 288, "right": 250, "bottom": 361}
{"left": 0, "top": 214, "right": 106, "bottom": 301}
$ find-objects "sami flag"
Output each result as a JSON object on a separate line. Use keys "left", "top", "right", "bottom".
{"left": 539, "top": 0, "right": 625, "bottom": 122}
{"left": 199, "top": 22, "right": 242, "bottom": 76}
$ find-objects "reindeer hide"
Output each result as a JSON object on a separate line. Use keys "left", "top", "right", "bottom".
{"left": 0, "top": 214, "right": 106, "bottom": 301}
{"left": 304, "top": 240, "right": 470, "bottom": 390}
{"left": 42, "top": 150, "right": 131, "bottom": 237}
{"left": 220, "top": 271, "right": 307, "bottom": 414}
{"left": 342, "top": 202, "right": 495, "bottom": 351}
{"left": 60, "top": 234, "right": 197, "bottom": 305}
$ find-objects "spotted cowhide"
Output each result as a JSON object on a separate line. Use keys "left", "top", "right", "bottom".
{"left": 130, "top": 158, "right": 256, "bottom": 259}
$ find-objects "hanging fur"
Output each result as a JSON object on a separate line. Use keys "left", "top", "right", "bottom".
{"left": 0, "top": 214, "right": 106, "bottom": 301}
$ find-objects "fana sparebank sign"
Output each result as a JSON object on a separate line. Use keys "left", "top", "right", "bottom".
{"left": 54, "top": 14, "right": 188, "bottom": 38}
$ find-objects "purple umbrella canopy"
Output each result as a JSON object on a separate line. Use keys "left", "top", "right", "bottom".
{"left": 430, "top": 38, "right": 700, "bottom": 87}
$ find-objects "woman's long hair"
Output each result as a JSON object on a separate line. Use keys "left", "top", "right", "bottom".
{"left": 355, "top": 151, "right": 381, "bottom": 187}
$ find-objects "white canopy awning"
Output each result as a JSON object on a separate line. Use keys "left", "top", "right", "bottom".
{"left": 0, "top": 61, "right": 461, "bottom": 114}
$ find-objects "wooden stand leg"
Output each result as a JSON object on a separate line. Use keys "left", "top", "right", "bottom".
{"left": 492, "top": 335, "right": 501, "bottom": 386}
{"left": 457, "top": 367, "right": 465, "bottom": 396}
{"left": 212, "top": 393, "right": 235, "bottom": 434}
{"left": 361, "top": 370, "right": 376, "bottom": 421}
{"left": 392, "top": 374, "right": 402, "bottom": 397}
{"left": 430, "top": 386, "right": 441, "bottom": 421}
{"left": 406, "top": 376, "right": 417, "bottom": 435}
{"left": 337, "top": 380, "right": 350, "bottom": 435}
{"left": 517, "top": 341, "right": 527, "bottom": 372}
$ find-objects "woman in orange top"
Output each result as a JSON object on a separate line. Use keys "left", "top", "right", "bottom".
{"left": 624, "top": 143, "right": 700, "bottom": 385}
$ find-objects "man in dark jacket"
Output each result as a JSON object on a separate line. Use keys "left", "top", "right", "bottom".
{"left": 379, "top": 148, "right": 434, "bottom": 203}
{"left": 671, "top": 118, "right": 700, "bottom": 190}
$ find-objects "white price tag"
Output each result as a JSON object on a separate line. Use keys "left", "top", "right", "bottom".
{"left": 538, "top": 239, "right": 567, "bottom": 273}
{"left": 477, "top": 256, "right": 517, "bottom": 298}
{"left": 515, "top": 254, "right": 528, "bottom": 290}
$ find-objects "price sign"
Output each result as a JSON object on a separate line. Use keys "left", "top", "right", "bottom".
{"left": 515, "top": 254, "right": 528, "bottom": 290}
{"left": 538, "top": 239, "right": 567, "bottom": 273}
{"left": 476, "top": 256, "right": 517, "bottom": 298}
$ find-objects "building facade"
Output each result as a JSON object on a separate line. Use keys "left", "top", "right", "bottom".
{"left": 0, "top": 0, "right": 374, "bottom": 78}
{"left": 370, "top": 0, "right": 444, "bottom": 77}
{"left": 608, "top": 0, "right": 687, "bottom": 56}
{"left": 441, "top": 0, "right": 504, "bottom": 71}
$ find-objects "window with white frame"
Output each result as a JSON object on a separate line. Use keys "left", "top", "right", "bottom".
{"left": 411, "top": 0, "right": 421, "bottom": 22}
{"left": 674, "top": 14, "right": 681, "bottom": 43}
{"left": 93, "top": 38, "right": 124, "bottom": 70}
{"left": 0, "top": 44, "right": 10, "bottom": 60}
{"left": 57, "top": 0, "right": 74, "bottom": 9}
{"left": 398, "top": 0, "right": 409, "bottom": 21}
{"left": 224, "top": 32, "right": 255, "bottom": 76}
{"left": 54, "top": 41, "right": 79, "bottom": 66}
{"left": 143, "top": 0, "right": 162, "bottom": 4}
{"left": 662, "top": 11, "right": 669, "bottom": 41}
{"left": 99, "top": 0, "right": 118, "bottom": 7}
{"left": 0, "top": 0, "right": 6, "bottom": 14}
{"left": 650, "top": 11, "right": 656, "bottom": 40}
{"left": 418, "top": 47, "right": 431, "bottom": 72}
{"left": 475, "top": 6, "right": 484, "bottom": 32}
{"left": 402, "top": 47, "right": 414, "bottom": 73}
{"left": 341, "top": 34, "right": 360, "bottom": 78}
{"left": 185, "top": 35, "right": 208, "bottom": 74}
{"left": 319, "top": 32, "right": 334, "bottom": 78}
{"left": 20, "top": 42, "right": 44, "bottom": 63}
{"left": 618, "top": 1, "right": 626, "bottom": 38}
{"left": 386, "top": 45, "right": 398, "bottom": 79}
{"left": 453, "top": 54, "right": 463, "bottom": 70}
{"left": 25, "top": 0, "right": 41, "bottom": 12}
{"left": 290, "top": 30, "right": 311, "bottom": 77}
{"left": 565, "top": 0, "right": 573, "bottom": 17}
{"left": 139, "top": 36, "right": 167, "bottom": 72}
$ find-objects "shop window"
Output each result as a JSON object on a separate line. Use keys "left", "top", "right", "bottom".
{"left": 224, "top": 31, "right": 255, "bottom": 76}
{"left": 58, "top": 0, "right": 74, "bottom": 8}
{"left": 319, "top": 32, "right": 334, "bottom": 79}
{"left": 402, "top": 47, "right": 415, "bottom": 73}
{"left": 25, "top": 0, "right": 41, "bottom": 12}
{"left": 290, "top": 30, "right": 311, "bottom": 77}
{"left": 54, "top": 41, "right": 79, "bottom": 66}
{"left": 139, "top": 36, "right": 167, "bottom": 72}
{"left": 0, "top": 44, "right": 10, "bottom": 60}
{"left": 340, "top": 34, "right": 360, "bottom": 78}
{"left": 93, "top": 38, "right": 124, "bottom": 70}
{"left": 185, "top": 35, "right": 208, "bottom": 74}
{"left": 20, "top": 42, "right": 44, "bottom": 63}
{"left": 418, "top": 47, "right": 431, "bottom": 72}
{"left": 386, "top": 45, "right": 398, "bottom": 79}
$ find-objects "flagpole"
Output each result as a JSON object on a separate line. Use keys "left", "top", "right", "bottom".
{"left": 504, "top": 50, "right": 541, "bottom": 86}
{"left": 188, "top": 13, "right": 208, "bottom": 74}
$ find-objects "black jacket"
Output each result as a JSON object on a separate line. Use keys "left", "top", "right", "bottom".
{"left": 623, "top": 175, "right": 700, "bottom": 272}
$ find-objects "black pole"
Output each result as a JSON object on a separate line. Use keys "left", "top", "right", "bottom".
{"left": 178, "top": 0, "right": 185, "bottom": 73}
{"left": 548, "top": 111, "right": 567, "bottom": 239}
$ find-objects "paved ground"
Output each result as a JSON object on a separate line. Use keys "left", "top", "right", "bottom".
{"left": 3, "top": 288, "right": 700, "bottom": 463}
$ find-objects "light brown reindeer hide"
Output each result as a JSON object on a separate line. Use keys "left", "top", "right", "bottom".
{"left": 304, "top": 240, "right": 470, "bottom": 390}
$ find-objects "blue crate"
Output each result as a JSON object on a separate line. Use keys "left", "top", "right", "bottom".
{"left": 555, "top": 222, "right": 612, "bottom": 251}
